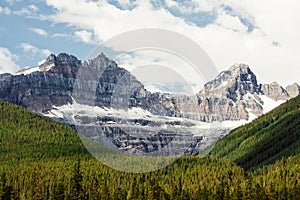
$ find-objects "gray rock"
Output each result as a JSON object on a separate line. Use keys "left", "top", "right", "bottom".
{"left": 261, "top": 81, "right": 289, "bottom": 101}
{"left": 286, "top": 83, "right": 300, "bottom": 98}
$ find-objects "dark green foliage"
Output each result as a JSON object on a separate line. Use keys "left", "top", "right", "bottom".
{"left": 71, "top": 160, "right": 83, "bottom": 199}
{"left": 0, "top": 100, "right": 300, "bottom": 199}
{"left": 0, "top": 173, "right": 12, "bottom": 200}
{"left": 210, "top": 95, "right": 300, "bottom": 171}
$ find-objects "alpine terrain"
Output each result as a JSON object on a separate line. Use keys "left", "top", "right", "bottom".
{"left": 0, "top": 53, "right": 299, "bottom": 155}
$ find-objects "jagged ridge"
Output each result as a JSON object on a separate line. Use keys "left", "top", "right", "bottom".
{"left": 1, "top": 53, "right": 299, "bottom": 121}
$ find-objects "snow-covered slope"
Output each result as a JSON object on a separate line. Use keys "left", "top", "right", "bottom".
{"left": 15, "top": 63, "right": 55, "bottom": 75}
{"left": 258, "top": 95, "right": 286, "bottom": 114}
{"left": 43, "top": 97, "right": 251, "bottom": 156}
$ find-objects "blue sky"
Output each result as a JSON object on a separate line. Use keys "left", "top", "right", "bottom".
{"left": 0, "top": 0, "right": 299, "bottom": 88}
{"left": 0, "top": 0, "right": 94, "bottom": 68}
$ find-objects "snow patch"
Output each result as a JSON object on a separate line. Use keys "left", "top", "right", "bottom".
{"left": 258, "top": 95, "right": 285, "bottom": 114}
{"left": 15, "top": 63, "right": 54, "bottom": 75}
{"left": 43, "top": 98, "right": 255, "bottom": 139}
{"left": 15, "top": 67, "right": 40, "bottom": 75}
{"left": 246, "top": 108, "right": 257, "bottom": 122}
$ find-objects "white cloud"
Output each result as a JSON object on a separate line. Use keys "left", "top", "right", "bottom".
{"left": 13, "top": 4, "right": 39, "bottom": 17}
{"left": 30, "top": 28, "right": 48, "bottom": 37}
{"left": 0, "top": 47, "right": 19, "bottom": 73}
{"left": 116, "top": 50, "right": 205, "bottom": 94}
{"left": 44, "top": 0, "right": 300, "bottom": 87}
{"left": 74, "top": 30, "right": 93, "bottom": 44}
{"left": 0, "top": 6, "right": 12, "bottom": 15}
{"left": 214, "top": 9, "right": 248, "bottom": 33}
{"left": 18, "top": 43, "right": 51, "bottom": 57}
{"left": 13, "top": 8, "right": 31, "bottom": 16}
{"left": 45, "top": 0, "right": 188, "bottom": 41}
{"left": 53, "top": 33, "right": 69, "bottom": 38}
{"left": 28, "top": 5, "right": 39, "bottom": 12}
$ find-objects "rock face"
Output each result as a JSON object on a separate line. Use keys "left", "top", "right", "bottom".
{"left": 0, "top": 53, "right": 80, "bottom": 112}
{"left": 286, "top": 83, "right": 300, "bottom": 98}
{"left": 0, "top": 53, "right": 298, "bottom": 155}
{"left": 261, "top": 82, "right": 289, "bottom": 101}
{"left": 193, "top": 64, "right": 263, "bottom": 121}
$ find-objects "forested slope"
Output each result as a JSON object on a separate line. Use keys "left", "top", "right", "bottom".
{"left": 210, "top": 95, "right": 300, "bottom": 171}
{"left": 1, "top": 100, "right": 300, "bottom": 199}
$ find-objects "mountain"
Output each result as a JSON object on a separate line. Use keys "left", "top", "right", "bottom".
{"left": 195, "top": 64, "right": 298, "bottom": 122}
{"left": 0, "top": 53, "right": 299, "bottom": 155}
{"left": 209, "top": 95, "right": 300, "bottom": 171}
{"left": 1, "top": 53, "right": 298, "bottom": 121}
{"left": 0, "top": 53, "right": 214, "bottom": 155}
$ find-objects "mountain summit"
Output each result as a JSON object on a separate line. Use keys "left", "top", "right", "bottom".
{"left": 195, "top": 63, "right": 298, "bottom": 122}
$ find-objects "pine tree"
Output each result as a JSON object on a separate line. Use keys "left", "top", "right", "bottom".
{"left": 71, "top": 160, "right": 83, "bottom": 200}
{"left": 0, "top": 173, "right": 12, "bottom": 200}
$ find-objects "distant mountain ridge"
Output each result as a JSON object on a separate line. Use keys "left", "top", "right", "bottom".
{"left": 0, "top": 53, "right": 298, "bottom": 122}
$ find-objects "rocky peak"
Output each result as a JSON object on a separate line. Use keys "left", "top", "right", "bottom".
{"left": 262, "top": 81, "right": 289, "bottom": 101}
{"left": 40, "top": 53, "right": 81, "bottom": 68}
{"left": 286, "top": 83, "right": 300, "bottom": 98}
{"left": 43, "top": 53, "right": 81, "bottom": 77}
{"left": 230, "top": 64, "right": 260, "bottom": 96}
{"left": 228, "top": 64, "right": 258, "bottom": 86}
{"left": 201, "top": 64, "right": 260, "bottom": 101}
{"left": 228, "top": 63, "right": 250, "bottom": 74}
{"left": 83, "top": 52, "right": 118, "bottom": 71}
{"left": 55, "top": 53, "right": 81, "bottom": 66}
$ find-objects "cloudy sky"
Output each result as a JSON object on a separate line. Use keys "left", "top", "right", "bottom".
{"left": 0, "top": 0, "right": 299, "bottom": 90}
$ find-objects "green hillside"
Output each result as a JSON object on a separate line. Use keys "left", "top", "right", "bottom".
{"left": 210, "top": 95, "right": 300, "bottom": 171}
{"left": 1, "top": 100, "right": 300, "bottom": 199}
{"left": 0, "top": 101, "right": 90, "bottom": 164}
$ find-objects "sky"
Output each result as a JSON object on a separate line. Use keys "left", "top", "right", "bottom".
{"left": 0, "top": 0, "right": 299, "bottom": 92}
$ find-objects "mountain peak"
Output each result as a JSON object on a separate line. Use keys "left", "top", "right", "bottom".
{"left": 228, "top": 63, "right": 250, "bottom": 73}
{"left": 261, "top": 82, "right": 289, "bottom": 101}
{"left": 228, "top": 64, "right": 257, "bottom": 82}
{"left": 269, "top": 81, "right": 280, "bottom": 86}
{"left": 53, "top": 53, "right": 81, "bottom": 66}
{"left": 83, "top": 52, "right": 118, "bottom": 70}
{"left": 286, "top": 82, "right": 300, "bottom": 98}
{"left": 202, "top": 63, "right": 260, "bottom": 96}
